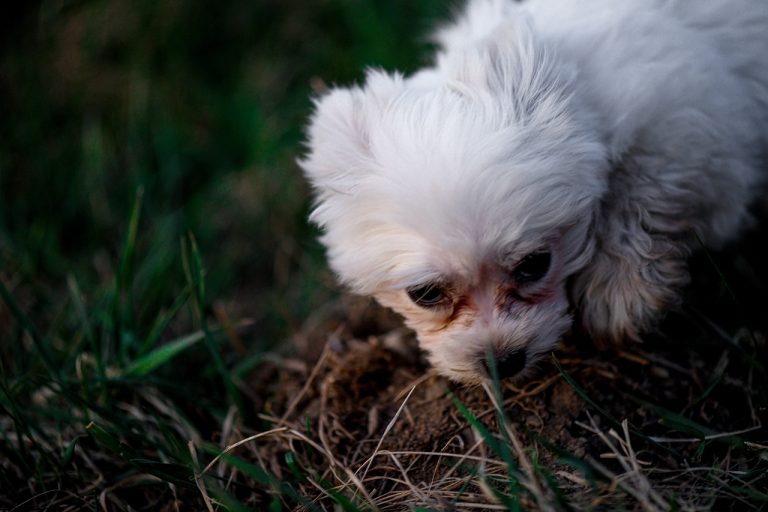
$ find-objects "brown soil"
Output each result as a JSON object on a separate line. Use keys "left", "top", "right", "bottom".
{"left": 244, "top": 290, "right": 767, "bottom": 510}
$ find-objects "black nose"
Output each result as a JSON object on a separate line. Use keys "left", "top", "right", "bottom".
{"left": 484, "top": 350, "right": 527, "bottom": 379}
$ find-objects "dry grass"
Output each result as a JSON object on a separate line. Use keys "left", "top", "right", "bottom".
{"left": 2, "top": 291, "right": 765, "bottom": 510}
{"left": 168, "top": 301, "right": 766, "bottom": 511}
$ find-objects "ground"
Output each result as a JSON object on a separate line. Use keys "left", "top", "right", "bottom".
{"left": 238, "top": 281, "right": 767, "bottom": 510}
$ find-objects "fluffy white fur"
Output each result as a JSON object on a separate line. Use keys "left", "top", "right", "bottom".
{"left": 300, "top": 0, "right": 768, "bottom": 384}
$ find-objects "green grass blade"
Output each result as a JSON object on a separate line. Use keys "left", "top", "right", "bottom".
{"left": 530, "top": 431, "right": 606, "bottom": 490}
{"left": 484, "top": 350, "right": 528, "bottom": 506}
{"left": 448, "top": 460, "right": 481, "bottom": 508}
{"left": 620, "top": 393, "right": 742, "bottom": 447}
{"left": 214, "top": 451, "right": 275, "bottom": 487}
{"left": 181, "top": 231, "right": 206, "bottom": 321}
{"left": 448, "top": 391, "right": 522, "bottom": 511}
{"left": 553, "top": 356, "right": 623, "bottom": 431}
{"left": 553, "top": 356, "right": 678, "bottom": 457}
{"left": 60, "top": 434, "right": 86, "bottom": 467}
{"left": 181, "top": 232, "right": 243, "bottom": 415}
{"left": 85, "top": 422, "right": 130, "bottom": 457}
{"left": 123, "top": 330, "right": 205, "bottom": 377}
{"left": 117, "top": 186, "right": 144, "bottom": 297}
{"left": 284, "top": 451, "right": 307, "bottom": 483}
{"left": 67, "top": 275, "right": 104, "bottom": 380}
{"left": 114, "top": 186, "right": 144, "bottom": 363}
{"left": 138, "top": 286, "right": 191, "bottom": 357}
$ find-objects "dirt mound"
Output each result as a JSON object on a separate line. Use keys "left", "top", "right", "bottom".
{"left": 242, "top": 297, "right": 766, "bottom": 510}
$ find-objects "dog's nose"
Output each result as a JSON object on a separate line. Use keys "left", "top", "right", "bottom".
{"left": 484, "top": 350, "right": 527, "bottom": 379}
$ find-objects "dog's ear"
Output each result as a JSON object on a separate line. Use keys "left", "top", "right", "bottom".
{"left": 572, "top": 160, "right": 691, "bottom": 346}
{"left": 299, "top": 70, "right": 403, "bottom": 187}
{"left": 299, "top": 87, "right": 368, "bottom": 187}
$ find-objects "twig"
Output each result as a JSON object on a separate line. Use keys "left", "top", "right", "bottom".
{"left": 188, "top": 441, "right": 215, "bottom": 512}
{"left": 200, "top": 427, "right": 289, "bottom": 475}
{"left": 648, "top": 425, "right": 762, "bottom": 444}
{"left": 281, "top": 331, "right": 336, "bottom": 423}
{"left": 356, "top": 385, "right": 418, "bottom": 483}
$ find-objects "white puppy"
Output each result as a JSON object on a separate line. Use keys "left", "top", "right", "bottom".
{"left": 300, "top": 0, "right": 768, "bottom": 384}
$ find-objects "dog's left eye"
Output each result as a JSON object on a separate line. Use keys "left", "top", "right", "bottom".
{"left": 513, "top": 251, "right": 551, "bottom": 284}
{"left": 406, "top": 284, "right": 447, "bottom": 308}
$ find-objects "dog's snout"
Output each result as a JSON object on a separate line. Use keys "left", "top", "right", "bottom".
{"left": 484, "top": 349, "right": 527, "bottom": 379}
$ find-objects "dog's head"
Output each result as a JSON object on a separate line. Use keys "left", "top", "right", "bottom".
{"left": 301, "top": 24, "right": 608, "bottom": 383}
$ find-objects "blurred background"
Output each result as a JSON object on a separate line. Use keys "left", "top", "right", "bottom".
{"left": 0, "top": 1, "right": 450, "bottom": 504}
{"left": 0, "top": 0, "right": 450, "bottom": 363}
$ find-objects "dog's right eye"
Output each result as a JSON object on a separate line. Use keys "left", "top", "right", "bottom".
{"left": 513, "top": 251, "right": 551, "bottom": 284}
{"left": 406, "top": 284, "right": 447, "bottom": 308}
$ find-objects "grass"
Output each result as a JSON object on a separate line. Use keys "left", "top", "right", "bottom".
{"left": 1, "top": 0, "right": 767, "bottom": 510}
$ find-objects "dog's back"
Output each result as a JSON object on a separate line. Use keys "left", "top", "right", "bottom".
{"left": 672, "top": 0, "right": 768, "bottom": 118}
{"left": 437, "top": 0, "right": 768, "bottom": 149}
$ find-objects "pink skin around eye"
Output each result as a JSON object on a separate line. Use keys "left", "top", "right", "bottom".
{"left": 411, "top": 250, "right": 566, "bottom": 337}
{"left": 495, "top": 254, "right": 563, "bottom": 315}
